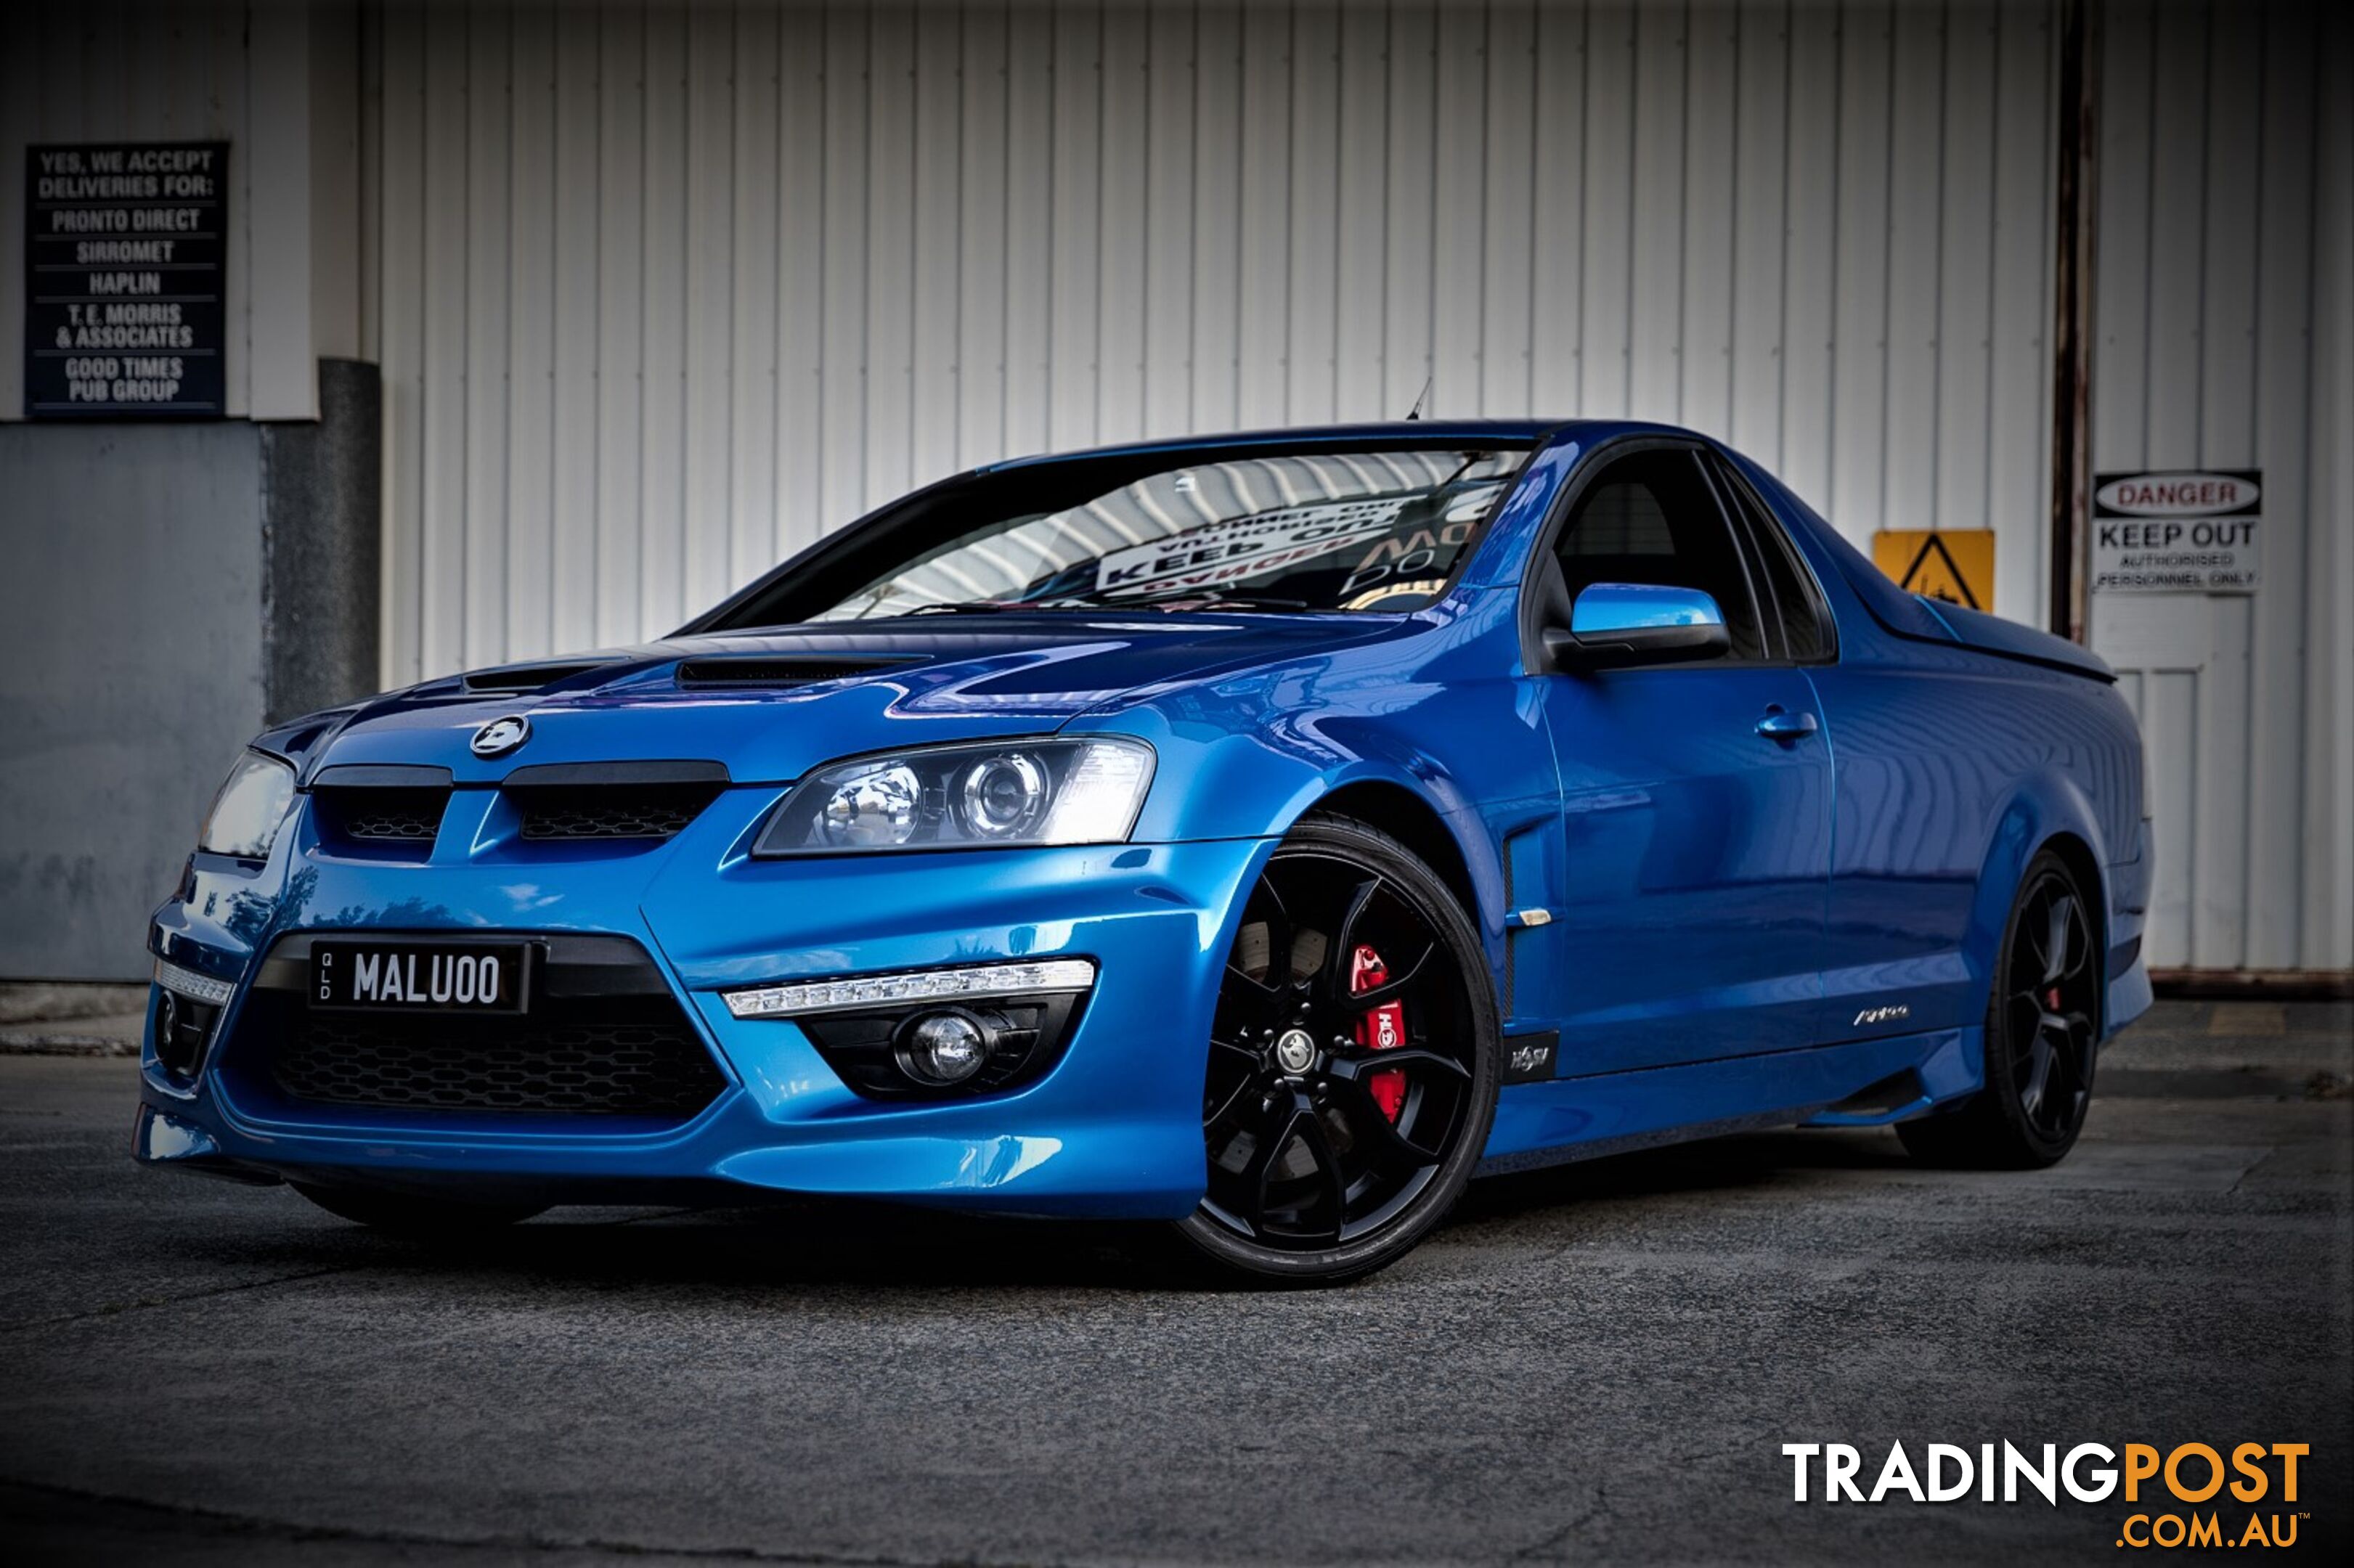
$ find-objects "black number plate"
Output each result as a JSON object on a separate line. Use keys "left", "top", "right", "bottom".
{"left": 310, "top": 942, "right": 530, "bottom": 1013}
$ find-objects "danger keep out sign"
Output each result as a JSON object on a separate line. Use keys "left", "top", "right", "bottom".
{"left": 2091, "top": 470, "right": 2260, "bottom": 594}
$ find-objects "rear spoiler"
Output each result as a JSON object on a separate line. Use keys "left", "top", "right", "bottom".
{"left": 1907, "top": 596, "right": 2115, "bottom": 682}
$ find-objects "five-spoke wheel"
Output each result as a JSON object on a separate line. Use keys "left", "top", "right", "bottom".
{"left": 1899, "top": 849, "right": 2101, "bottom": 1168}
{"left": 1172, "top": 814, "right": 1499, "bottom": 1285}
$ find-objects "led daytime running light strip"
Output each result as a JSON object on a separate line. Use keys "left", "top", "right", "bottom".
{"left": 723, "top": 958, "right": 1096, "bottom": 1019}
{"left": 154, "top": 957, "right": 235, "bottom": 1007}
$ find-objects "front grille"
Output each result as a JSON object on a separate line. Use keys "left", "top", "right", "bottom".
{"left": 309, "top": 768, "right": 456, "bottom": 853}
{"left": 321, "top": 788, "right": 446, "bottom": 841}
{"left": 252, "top": 993, "right": 724, "bottom": 1118}
{"left": 513, "top": 785, "right": 717, "bottom": 840}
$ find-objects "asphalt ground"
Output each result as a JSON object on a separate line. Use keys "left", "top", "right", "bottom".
{"left": 1, "top": 998, "right": 2347, "bottom": 1566}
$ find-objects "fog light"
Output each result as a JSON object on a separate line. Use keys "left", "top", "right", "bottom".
{"left": 897, "top": 1009, "right": 991, "bottom": 1085}
{"left": 151, "top": 984, "right": 222, "bottom": 1080}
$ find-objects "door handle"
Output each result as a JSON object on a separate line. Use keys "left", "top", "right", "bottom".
{"left": 1756, "top": 707, "right": 1820, "bottom": 743}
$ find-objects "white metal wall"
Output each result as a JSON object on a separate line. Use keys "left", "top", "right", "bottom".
{"left": 2087, "top": 0, "right": 2353, "bottom": 973}
{"left": 364, "top": 0, "right": 2069, "bottom": 685}
{"left": 5, "top": 1, "right": 2342, "bottom": 974}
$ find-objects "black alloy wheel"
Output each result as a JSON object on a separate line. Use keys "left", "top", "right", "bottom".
{"left": 1899, "top": 849, "right": 2101, "bottom": 1169}
{"left": 1171, "top": 814, "right": 1500, "bottom": 1286}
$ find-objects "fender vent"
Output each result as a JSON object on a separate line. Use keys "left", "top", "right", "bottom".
{"left": 1500, "top": 829, "right": 1549, "bottom": 1019}
{"left": 674, "top": 657, "right": 915, "bottom": 688}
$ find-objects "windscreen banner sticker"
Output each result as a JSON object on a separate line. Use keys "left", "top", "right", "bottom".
{"left": 1093, "top": 497, "right": 1409, "bottom": 597}
{"left": 1340, "top": 516, "right": 1483, "bottom": 602}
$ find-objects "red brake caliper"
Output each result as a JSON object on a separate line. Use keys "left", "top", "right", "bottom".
{"left": 1350, "top": 944, "right": 1409, "bottom": 1121}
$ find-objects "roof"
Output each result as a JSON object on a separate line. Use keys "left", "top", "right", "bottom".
{"left": 976, "top": 417, "right": 1646, "bottom": 471}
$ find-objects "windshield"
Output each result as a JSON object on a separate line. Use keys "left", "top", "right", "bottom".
{"left": 810, "top": 448, "right": 1525, "bottom": 619}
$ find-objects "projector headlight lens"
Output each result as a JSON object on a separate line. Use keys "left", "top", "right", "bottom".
{"left": 755, "top": 737, "right": 1153, "bottom": 856}
{"left": 818, "top": 761, "right": 922, "bottom": 848}
{"left": 959, "top": 752, "right": 1049, "bottom": 839}
{"left": 197, "top": 751, "right": 296, "bottom": 859}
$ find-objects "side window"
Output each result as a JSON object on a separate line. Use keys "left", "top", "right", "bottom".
{"left": 1555, "top": 450, "right": 1765, "bottom": 661}
{"left": 1709, "top": 457, "right": 1831, "bottom": 661}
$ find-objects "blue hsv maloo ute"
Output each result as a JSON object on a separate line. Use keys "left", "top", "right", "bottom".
{"left": 140, "top": 421, "right": 2152, "bottom": 1285}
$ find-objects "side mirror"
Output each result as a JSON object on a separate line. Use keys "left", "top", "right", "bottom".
{"left": 1543, "top": 583, "right": 1730, "bottom": 671}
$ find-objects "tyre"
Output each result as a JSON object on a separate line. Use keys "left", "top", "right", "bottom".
{"left": 292, "top": 1182, "right": 547, "bottom": 1236}
{"left": 1898, "top": 848, "right": 2101, "bottom": 1169}
{"left": 1168, "top": 813, "right": 1502, "bottom": 1286}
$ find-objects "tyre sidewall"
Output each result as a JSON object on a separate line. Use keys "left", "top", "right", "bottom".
{"left": 1974, "top": 849, "right": 2100, "bottom": 1164}
{"left": 1173, "top": 815, "right": 1502, "bottom": 1286}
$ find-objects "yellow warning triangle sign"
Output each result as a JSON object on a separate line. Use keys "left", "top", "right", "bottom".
{"left": 1872, "top": 528, "right": 1994, "bottom": 611}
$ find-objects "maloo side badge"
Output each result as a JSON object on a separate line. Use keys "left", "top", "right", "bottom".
{"left": 470, "top": 715, "right": 532, "bottom": 758}
{"left": 1853, "top": 1004, "right": 1911, "bottom": 1028}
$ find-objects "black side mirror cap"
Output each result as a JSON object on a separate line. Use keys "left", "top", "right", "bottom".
{"left": 1543, "top": 619, "right": 1731, "bottom": 672}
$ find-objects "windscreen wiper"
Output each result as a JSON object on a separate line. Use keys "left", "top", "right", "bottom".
{"left": 902, "top": 600, "right": 1035, "bottom": 616}
{"left": 1116, "top": 590, "right": 1314, "bottom": 612}
{"left": 905, "top": 591, "right": 1313, "bottom": 616}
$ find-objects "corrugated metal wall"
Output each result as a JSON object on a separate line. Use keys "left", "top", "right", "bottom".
{"left": 2087, "top": 0, "right": 2352, "bottom": 973}
{"left": 9, "top": 0, "right": 2342, "bottom": 974}
{"left": 364, "top": 0, "right": 2068, "bottom": 686}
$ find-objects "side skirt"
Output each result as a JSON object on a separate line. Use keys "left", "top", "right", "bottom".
{"left": 1474, "top": 1026, "right": 1982, "bottom": 1177}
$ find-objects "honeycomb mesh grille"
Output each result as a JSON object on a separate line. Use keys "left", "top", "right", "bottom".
{"left": 318, "top": 788, "right": 447, "bottom": 843}
{"left": 264, "top": 997, "right": 724, "bottom": 1117}
{"left": 512, "top": 785, "right": 718, "bottom": 841}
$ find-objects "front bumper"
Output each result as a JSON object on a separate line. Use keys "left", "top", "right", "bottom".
{"left": 137, "top": 822, "right": 1273, "bottom": 1220}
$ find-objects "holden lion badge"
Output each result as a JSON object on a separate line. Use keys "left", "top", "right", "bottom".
{"left": 470, "top": 715, "right": 532, "bottom": 758}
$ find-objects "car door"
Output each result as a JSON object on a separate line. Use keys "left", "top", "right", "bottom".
{"left": 1526, "top": 444, "right": 1833, "bottom": 1075}
{"left": 1704, "top": 452, "right": 1986, "bottom": 1052}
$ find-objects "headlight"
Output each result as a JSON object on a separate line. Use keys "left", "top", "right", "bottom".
{"left": 754, "top": 737, "right": 1154, "bottom": 856}
{"left": 197, "top": 751, "right": 296, "bottom": 859}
